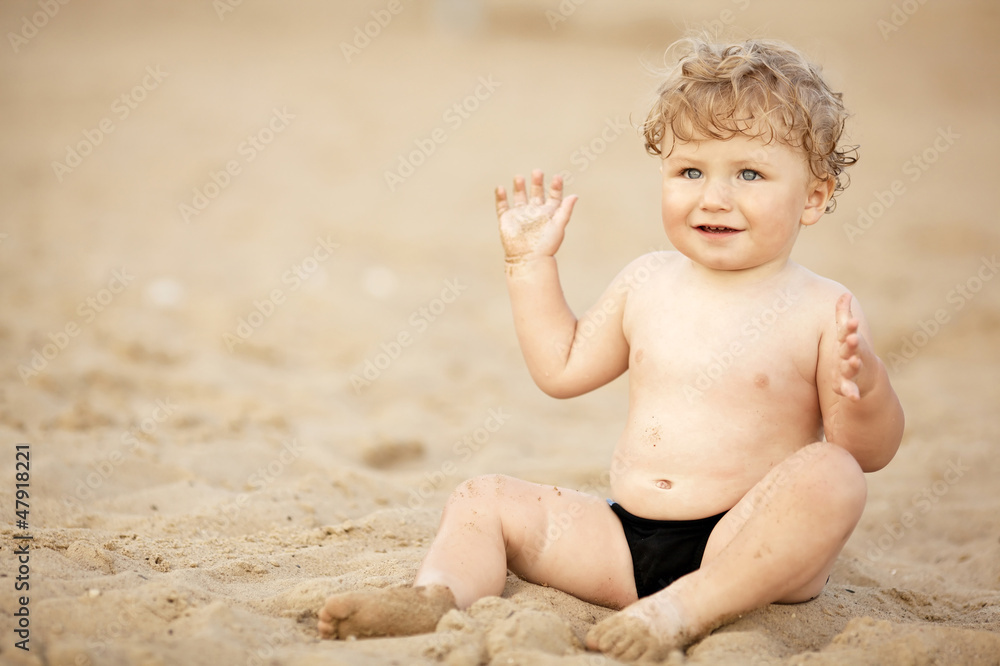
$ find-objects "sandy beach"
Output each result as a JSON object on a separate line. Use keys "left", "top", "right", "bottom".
{"left": 1, "top": 0, "right": 999, "bottom": 664}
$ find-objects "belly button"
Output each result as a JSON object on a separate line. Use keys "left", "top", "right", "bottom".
{"left": 655, "top": 479, "right": 672, "bottom": 490}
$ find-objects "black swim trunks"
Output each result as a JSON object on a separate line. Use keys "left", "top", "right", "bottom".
{"left": 608, "top": 500, "right": 727, "bottom": 598}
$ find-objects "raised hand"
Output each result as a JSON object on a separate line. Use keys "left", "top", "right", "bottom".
{"left": 495, "top": 169, "right": 578, "bottom": 267}
{"left": 832, "top": 293, "right": 870, "bottom": 401}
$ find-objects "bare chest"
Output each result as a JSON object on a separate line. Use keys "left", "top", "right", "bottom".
{"left": 625, "top": 286, "right": 820, "bottom": 402}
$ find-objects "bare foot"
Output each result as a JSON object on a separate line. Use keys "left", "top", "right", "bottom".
{"left": 585, "top": 592, "right": 694, "bottom": 662}
{"left": 318, "top": 585, "right": 456, "bottom": 639}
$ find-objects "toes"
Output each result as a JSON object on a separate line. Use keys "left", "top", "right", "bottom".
{"left": 318, "top": 620, "right": 339, "bottom": 640}
{"left": 589, "top": 618, "right": 629, "bottom": 656}
{"left": 608, "top": 635, "right": 636, "bottom": 660}
{"left": 317, "top": 612, "right": 337, "bottom": 639}
{"left": 323, "top": 594, "right": 358, "bottom": 620}
{"left": 584, "top": 624, "right": 604, "bottom": 651}
{"left": 586, "top": 618, "right": 617, "bottom": 652}
{"left": 318, "top": 595, "right": 359, "bottom": 639}
{"left": 586, "top": 614, "right": 675, "bottom": 663}
{"left": 619, "top": 639, "right": 647, "bottom": 662}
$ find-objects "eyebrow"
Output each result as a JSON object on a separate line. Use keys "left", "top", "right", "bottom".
{"left": 665, "top": 153, "right": 773, "bottom": 167}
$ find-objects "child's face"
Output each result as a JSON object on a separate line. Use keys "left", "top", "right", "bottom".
{"left": 659, "top": 130, "right": 832, "bottom": 276}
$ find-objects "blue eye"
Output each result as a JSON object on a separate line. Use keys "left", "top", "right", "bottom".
{"left": 682, "top": 168, "right": 702, "bottom": 179}
{"left": 740, "top": 169, "right": 761, "bottom": 181}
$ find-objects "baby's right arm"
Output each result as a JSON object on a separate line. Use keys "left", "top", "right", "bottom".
{"left": 495, "top": 170, "right": 629, "bottom": 398}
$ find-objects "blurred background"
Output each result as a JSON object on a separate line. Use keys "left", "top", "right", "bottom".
{"left": 2, "top": 0, "right": 996, "bottom": 460}
{"left": 1, "top": 0, "right": 998, "bottom": 663}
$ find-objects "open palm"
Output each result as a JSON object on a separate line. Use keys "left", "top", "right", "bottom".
{"left": 495, "top": 170, "right": 578, "bottom": 264}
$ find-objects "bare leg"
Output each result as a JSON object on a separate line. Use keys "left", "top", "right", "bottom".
{"left": 319, "top": 474, "right": 636, "bottom": 639}
{"left": 585, "top": 442, "right": 867, "bottom": 661}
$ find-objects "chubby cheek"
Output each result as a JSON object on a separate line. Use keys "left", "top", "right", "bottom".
{"left": 745, "top": 197, "right": 801, "bottom": 235}
{"left": 660, "top": 200, "right": 682, "bottom": 241}
{"left": 660, "top": 187, "right": 689, "bottom": 231}
{"left": 660, "top": 185, "right": 678, "bottom": 219}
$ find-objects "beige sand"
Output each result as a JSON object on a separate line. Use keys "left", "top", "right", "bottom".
{"left": 1, "top": 1, "right": 998, "bottom": 664}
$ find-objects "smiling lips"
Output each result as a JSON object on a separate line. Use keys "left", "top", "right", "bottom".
{"left": 697, "top": 225, "right": 741, "bottom": 234}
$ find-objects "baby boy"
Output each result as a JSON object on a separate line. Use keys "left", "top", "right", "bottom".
{"left": 319, "top": 37, "right": 904, "bottom": 662}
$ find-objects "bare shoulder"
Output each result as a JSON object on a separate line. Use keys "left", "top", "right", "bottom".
{"left": 786, "top": 264, "right": 871, "bottom": 332}
{"left": 614, "top": 251, "right": 679, "bottom": 335}
{"left": 789, "top": 264, "right": 849, "bottom": 300}
{"left": 615, "top": 251, "right": 680, "bottom": 290}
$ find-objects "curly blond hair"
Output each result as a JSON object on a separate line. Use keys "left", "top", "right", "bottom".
{"left": 643, "top": 37, "right": 857, "bottom": 212}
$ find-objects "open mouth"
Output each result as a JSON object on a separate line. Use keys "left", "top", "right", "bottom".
{"left": 697, "top": 225, "right": 740, "bottom": 234}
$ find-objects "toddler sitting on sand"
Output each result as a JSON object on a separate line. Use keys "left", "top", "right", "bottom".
{"left": 319, "top": 36, "right": 904, "bottom": 662}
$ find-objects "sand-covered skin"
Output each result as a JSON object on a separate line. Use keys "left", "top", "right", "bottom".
{"left": 1, "top": 1, "right": 999, "bottom": 665}
{"left": 318, "top": 585, "right": 456, "bottom": 639}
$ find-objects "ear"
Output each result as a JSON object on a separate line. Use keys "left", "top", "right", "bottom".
{"left": 800, "top": 177, "right": 835, "bottom": 227}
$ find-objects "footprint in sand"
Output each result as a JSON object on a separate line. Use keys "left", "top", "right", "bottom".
{"left": 361, "top": 439, "right": 426, "bottom": 469}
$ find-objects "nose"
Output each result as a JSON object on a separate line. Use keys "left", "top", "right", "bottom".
{"left": 699, "top": 178, "right": 732, "bottom": 212}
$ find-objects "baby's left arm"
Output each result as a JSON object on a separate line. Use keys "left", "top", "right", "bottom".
{"left": 818, "top": 293, "right": 905, "bottom": 472}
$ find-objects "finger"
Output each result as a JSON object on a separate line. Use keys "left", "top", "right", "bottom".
{"left": 850, "top": 355, "right": 862, "bottom": 373}
{"left": 838, "top": 318, "right": 859, "bottom": 346}
{"left": 550, "top": 194, "right": 578, "bottom": 233}
{"left": 839, "top": 332, "right": 858, "bottom": 360}
{"left": 529, "top": 169, "right": 545, "bottom": 205}
{"left": 840, "top": 379, "right": 860, "bottom": 401}
{"left": 511, "top": 174, "right": 527, "bottom": 206}
{"left": 546, "top": 173, "right": 564, "bottom": 205}
{"left": 836, "top": 292, "right": 853, "bottom": 319}
{"left": 495, "top": 186, "right": 509, "bottom": 218}
{"left": 835, "top": 293, "right": 853, "bottom": 338}
{"left": 840, "top": 357, "right": 860, "bottom": 380}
